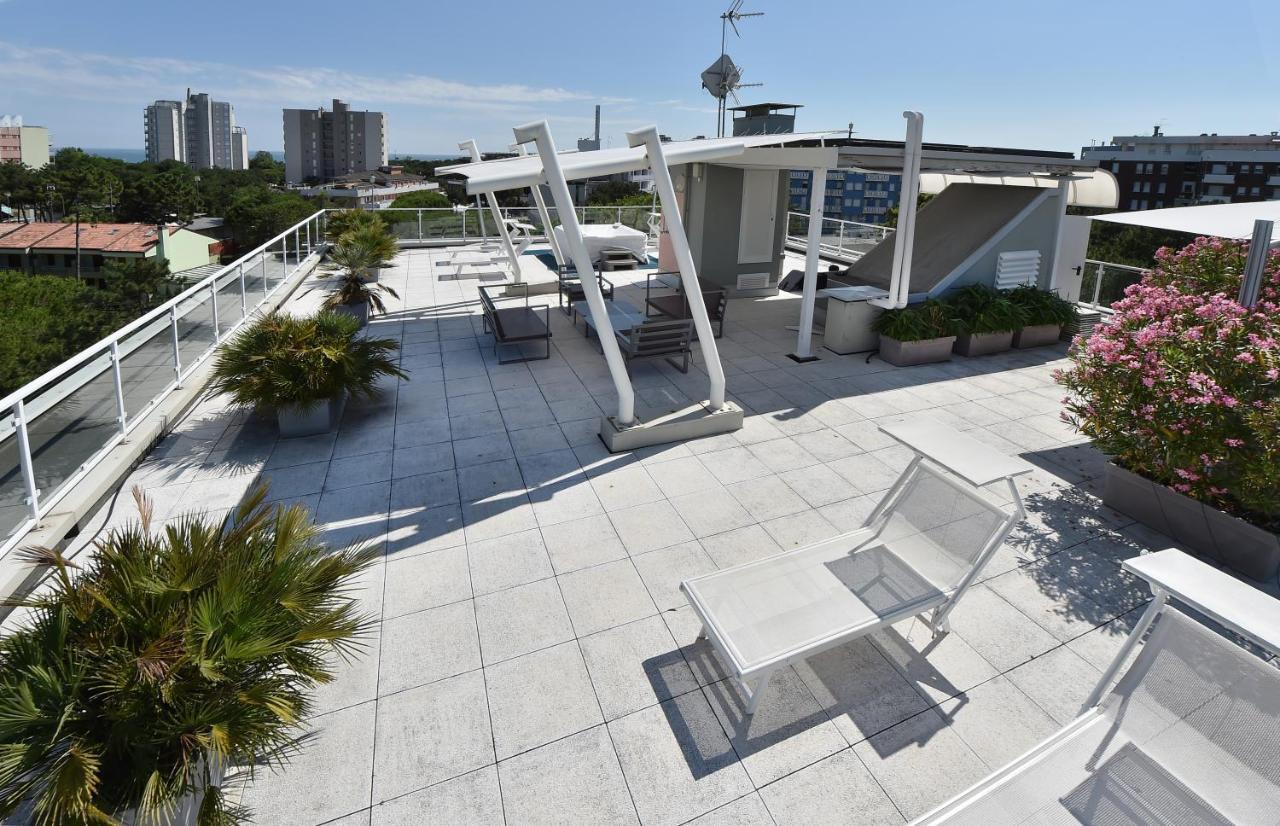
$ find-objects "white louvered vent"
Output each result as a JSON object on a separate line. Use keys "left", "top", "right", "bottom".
{"left": 736, "top": 272, "right": 770, "bottom": 291}
{"left": 995, "top": 250, "right": 1041, "bottom": 289}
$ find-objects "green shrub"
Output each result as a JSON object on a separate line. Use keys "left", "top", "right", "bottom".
{"left": 1007, "top": 285, "right": 1076, "bottom": 327}
{"left": 210, "top": 312, "right": 406, "bottom": 410}
{"left": 872, "top": 299, "right": 960, "bottom": 342}
{"left": 945, "top": 284, "right": 1027, "bottom": 334}
{"left": 324, "top": 209, "right": 389, "bottom": 241}
{"left": 0, "top": 487, "right": 380, "bottom": 825}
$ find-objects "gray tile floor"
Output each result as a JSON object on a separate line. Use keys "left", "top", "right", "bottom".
{"left": 101, "top": 247, "right": 1174, "bottom": 825}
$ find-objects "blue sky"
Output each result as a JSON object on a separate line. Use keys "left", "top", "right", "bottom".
{"left": 1, "top": 0, "right": 1275, "bottom": 157}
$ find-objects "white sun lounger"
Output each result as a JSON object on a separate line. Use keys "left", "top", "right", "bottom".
{"left": 681, "top": 419, "right": 1033, "bottom": 715}
{"left": 913, "top": 548, "right": 1280, "bottom": 825}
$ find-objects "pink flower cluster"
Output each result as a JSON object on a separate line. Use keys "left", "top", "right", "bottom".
{"left": 1058, "top": 237, "right": 1280, "bottom": 524}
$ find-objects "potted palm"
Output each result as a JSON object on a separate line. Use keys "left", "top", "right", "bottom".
{"left": 872, "top": 299, "right": 960, "bottom": 366}
{"left": 325, "top": 208, "right": 389, "bottom": 243}
{"left": 947, "top": 284, "right": 1027, "bottom": 356}
{"left": 344, "top": 224, "right": 398, "bottom": 283}
{"left": 210, "top": 311, "right": 407, "bottom": 437}
{"left": 322, "top": 234, "right": 400, "bottom": 325}
{"left": 0, "top": 486, "right": 380, "bottom": 826}
{"left": 1008, "top": 285, "right": 1075, "bottom": 348}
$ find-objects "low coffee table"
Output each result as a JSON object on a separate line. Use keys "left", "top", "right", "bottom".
{"left": 573, "top": 299, "right": 646, "bottom": 340}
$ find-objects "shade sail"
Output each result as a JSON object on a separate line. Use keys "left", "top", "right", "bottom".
{"left": 919, "top": 169, "right": 1119, "bottom": 209}
{"left": 438, "top": 132, "right": 838, "bottom": 194}
{"left": 1092, "top": 200, "right": 1280, "bottom": 241}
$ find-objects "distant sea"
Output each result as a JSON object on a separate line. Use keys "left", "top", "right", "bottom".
{"left": 74, "top": 148, "right": 458, "bottom": 163}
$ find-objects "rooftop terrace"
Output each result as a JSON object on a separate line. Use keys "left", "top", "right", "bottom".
{"left": 63, "top": 242, "right": 1198, "bottom": 824}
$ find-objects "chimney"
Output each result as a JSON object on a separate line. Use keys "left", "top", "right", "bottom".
{"left": 594, "top": 105, "right": 601, "bottom": 142}
{"left": 155, "top": 224, "right": 169, "bottom": 267}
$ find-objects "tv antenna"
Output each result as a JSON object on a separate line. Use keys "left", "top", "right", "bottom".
{"left": 701, "top": 0, "right": 764, "bottom": 137}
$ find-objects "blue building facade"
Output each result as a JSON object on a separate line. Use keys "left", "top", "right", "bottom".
{"left": 787, "top": 169, "right": 901, "bottom": 224}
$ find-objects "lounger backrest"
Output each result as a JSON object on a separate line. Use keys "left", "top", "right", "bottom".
{"left": 873, "top": 464, "right": 1008, "bottom": 593}
{"left": 1090, "top": 607, "right": 1280, "bottom": 824}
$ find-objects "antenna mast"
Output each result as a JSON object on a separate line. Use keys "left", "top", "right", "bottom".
{"left": 706, "top": 0, "right": 764, "bottom": 137}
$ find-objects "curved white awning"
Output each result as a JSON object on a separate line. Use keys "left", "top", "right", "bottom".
{"left": 1092, "top": 200, "right": 1280, "bottom": 241}
{"left": 918, "top": 169, "right": 1119, "bottom": 209}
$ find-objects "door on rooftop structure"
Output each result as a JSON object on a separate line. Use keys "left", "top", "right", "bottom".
{"left": 738, "top": 169, "right": 778, "bottom": 265}
{"left": 1053, "top": 215, "right": 1092, "bottom": 302}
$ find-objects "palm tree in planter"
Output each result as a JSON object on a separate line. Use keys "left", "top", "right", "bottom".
{"left": 210, "top": 312, "right": 407, "bottom": 437}
{"left": 322, "top": 234, "right": 399, "bottom": 326}
{"left": 946, "top": 284, "right": 1028, "bottom": 357}
{"left": 872, "top": 299, "right": 961, "bottom": 366}
{"left": 1007, "top": 285, "right": 1076, "bottom": 348}
{"left": 343, "top": 224, "right": 398, "bottom": 283}
{"left": 0, "top": 486, "right": 380, "bottom": 826}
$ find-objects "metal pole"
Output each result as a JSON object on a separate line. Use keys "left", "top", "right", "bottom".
{"left": 1092, "top": 262, "right": 1104, "bottom": 307}
{"left": 1081, "top": 589, "right": 1168, "bottom": 713}
{"left": 628, "top": 126, "right": 727, "bottom": 410}
{"left": 110, "top": 341, "right": 127, "bottom": 434}
{"left": 461, "top": 139, "right": 520, "bottom": 282}
{"left": 793, "top": 165, "right": 828, "bottom": 361}
{"left": 517, "top": 144, "right": 563, "bottom": 266}
{"left": 170, "top": 307, "right": 183, "bottom": 386}
{"left": 516, "top": 120, "right": 635, "bottom": 425}
{"left": 238, "top": 263, "right": 247, "bottom": 317}
{"left": 305, "top": 220, "right": 311, "bottom": 256}
{"left": 14, "top": 400, "right": 40, "bottom": 520}
{"left": 417, "top": 209, "right": 423, "bottom": 242}
{"left": 75, "top": 206, "right": 81, "bottom": 281}
{"left": 209, "top": 281, "right": 220, "bottom": 340}
{"left": 1238, "top": 219, "right": 1273, "bottom": 308}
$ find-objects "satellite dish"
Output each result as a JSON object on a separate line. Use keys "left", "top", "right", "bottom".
{"left": 701, "top": 54, "right": 743, "bottom": 101}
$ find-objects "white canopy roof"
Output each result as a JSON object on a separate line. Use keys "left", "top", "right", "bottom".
{"left": 438, "top": 132, "right": 838, "bottom": 194}
{"left": 1092, "top": 200, "right": 1280, "bottom": 241}
{"left": 919, "top": 169, "right": 1119, "bottom": 209}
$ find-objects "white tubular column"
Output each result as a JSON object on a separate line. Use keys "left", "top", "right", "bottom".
{"left": 895, "top": 112, "right": 924, "bottom": 307}
{"left": 793, "top": 165, "right": 828, "bottom": 360}
{"left": 515, "top": 143, "right": 564, "bottom": 268}
{"left": 627, "top": 126, "right": 727, "bottom": 410}
{"left": 515, "top": 120, "right": 636, "bottom": 425}
{"left": 460, "top": 139, "right": 521, "bottom": 282}
{"left": 1046, "top": 175, "right": 1072, "bottom": 292}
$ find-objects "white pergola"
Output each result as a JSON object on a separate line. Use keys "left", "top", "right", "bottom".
{"left": 439, "top": 126, "right": 838, "bottom": 431}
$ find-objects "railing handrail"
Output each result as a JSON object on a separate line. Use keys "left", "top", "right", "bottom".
{"left": 786, "top": 210, "right": 890, "bottom": 234}
{"left": 0, "top": 210, "right": 328, "bottom": 412}
{"left": 1083, "top": 258, "right": 1148, "bottom": 274}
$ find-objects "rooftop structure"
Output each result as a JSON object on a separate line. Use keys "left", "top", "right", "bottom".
{"left": 728, "top": 102, "right": 801, "bottom": 136}
{"left": 0, "top": 221, "right": 218, "bottom": 275}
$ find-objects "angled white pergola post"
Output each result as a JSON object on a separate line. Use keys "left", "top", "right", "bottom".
{"left": 874, "top": 111, "right": 925, "bottom": 309}
{"left": 791, "top": 163, "right": 829, "bottom": 360}
{"left": 514, "top": 120, "right": 636, "bottom": 425}
{"left": 513, "top": 143, "right": 564, "bottom": 268}
{"left": 460, "top": 139, "right": 521, "bottom": 283}
{"left": 627, "top": 126, "right": 726, "bottom": 410}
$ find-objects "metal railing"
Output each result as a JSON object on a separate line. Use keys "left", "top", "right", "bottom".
{"left": 785, "top": 211, "right": 893, "bottom": 262}
{"left": 374, "top": 205, "right": 658, "bottom": 244}
{"left": 1079, "top": 259, "right": 1146, "bottom": 312}
{"left": 0, "top": 211, "right": 328, "bottom": 555}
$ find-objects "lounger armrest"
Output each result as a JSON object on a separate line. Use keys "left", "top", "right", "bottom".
{"left": 879, "top": 419, "right": 1033, "bottom": 487}
{"left": 1124, "top": 549, "right": 1280, "bottom": 655}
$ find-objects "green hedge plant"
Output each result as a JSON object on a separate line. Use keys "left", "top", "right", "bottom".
{"left": 0, "top": 486, "right": 380, "bottom": 825}
{"left": 872, "top": 299, "right": 960, "bottom": 342}
{"left": 210, "top": 312, "right": 406, "bottom": 412}
{"left": 946, "top": 284, "right": 1028, "bottom": 334}
{"left": 1007, "top": 285, "right": 1076, "bottom": 327}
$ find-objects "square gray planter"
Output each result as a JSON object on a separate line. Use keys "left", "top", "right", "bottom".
{"left": 277, "top": 395, "right": 345, "bottom": 439}
{"left": 1013, "top": 323, "right": 1063, "bottom": 349}
{"left": 954, "top": 331, "right": 1015, "bottom": 357}
{"left": 332, "top": 301, "right": 369, "bottom": 327}
{"left": 878, "top": 334, "right": 956, "bottom": 367}
{"left": 1103, "top": 462, "right": 1280, "bottom": 582}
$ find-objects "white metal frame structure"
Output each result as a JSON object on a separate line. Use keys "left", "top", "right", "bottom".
{"left": 460, "top": 139, "right": 521, "bottom": 282}
{"left": 681, "top": 419, "right": 1031, "bottom": 715}
{"left": 513, "top": 142, "right": 564, "bottom": 268}
{"left": 913, "top": 548, "right": 1280, "bottom": 825}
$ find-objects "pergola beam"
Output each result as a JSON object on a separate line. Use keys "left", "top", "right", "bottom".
{"left": 460, "top": 139, "right": 521, "bottom": 283}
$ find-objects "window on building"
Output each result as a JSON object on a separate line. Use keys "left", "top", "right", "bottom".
{"left": 1111, "top": 162, "right": 1120, "bottom": 172}
{"left": 1157, "top": 182, "right": 1166, "bottom": 194}
{"left": 1211, "top": 163, "right": 1227, "bottom": 175}
{"left": 1155, "top": 200, "right": 1164, "bottom": 208}
{"left": 1129, "top": 199, "right": 1140, "bottom": 210}
{"left": 1132, "top": 182, "right": 1141, "bottom": 192}
{"left": 1160, "top": 164, "right": 1169, "bottom": 175}
{"left": 1252, "top": 187, "right": 1261, "bottom": 196}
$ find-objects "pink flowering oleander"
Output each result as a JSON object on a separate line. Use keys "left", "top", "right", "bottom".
{"left": 1057, "top": 238, "right": 1280, "bottom": 531}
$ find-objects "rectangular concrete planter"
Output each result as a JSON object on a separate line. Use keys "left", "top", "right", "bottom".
{"left": 1013, "top": 323, "right": 1063, "bottom": 349}
{"left": 954, "top": 330, "right": 1015, "bottom": 357}
{"left": 878, "top": 334, "right": 956, "bottom": 367}
{"left": 332, "top": 300, "right": 369, "bottom": 327}
{"left": 1103, "top": 462, "right": 1280, "bottom": 582}
{"left": 277, "top": 395, "right": 345, "bottom": 439}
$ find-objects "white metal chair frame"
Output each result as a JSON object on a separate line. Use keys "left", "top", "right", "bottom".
{"left": 682, "top": 420, "right": 1031, "bottom": 716}
{"left": 913, "top": 547, "right": 1280, "bottom": 824}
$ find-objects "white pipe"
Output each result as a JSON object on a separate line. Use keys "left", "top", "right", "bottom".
{"left": 514, "top": 143, "right": 564, "bottom": 267}
{"left": 460, "top": 139, "right": 521, "bottom": 283}
{"left": 793, "top": 165, "right": 828, "bottom": 359}
{"left": 896, "top": 112, "right": 924, "bottom": 308}
{"left": 628, "top": 126, "right": 727, "bottom": 409}
{"left": 515, "top": 120, "right": 635, "bottom": 425}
